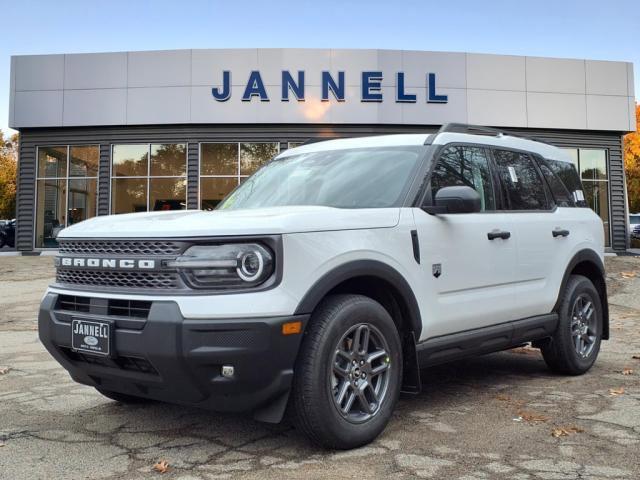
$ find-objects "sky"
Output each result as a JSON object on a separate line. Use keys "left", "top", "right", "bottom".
{"left": 1, "top": 0, "right": 638, "bottom": 136}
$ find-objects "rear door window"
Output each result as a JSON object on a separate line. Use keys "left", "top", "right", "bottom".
{"left": 492, "top": 149, "right": 550, "bottom": 211}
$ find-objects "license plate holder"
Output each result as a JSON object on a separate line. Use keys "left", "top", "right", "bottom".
{"left": 71, "top": 318, "right": 113, "bottom": 357}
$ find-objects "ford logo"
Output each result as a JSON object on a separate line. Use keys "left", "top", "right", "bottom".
{"left": 84, "top": 336, "right": 98, "bottom": 346}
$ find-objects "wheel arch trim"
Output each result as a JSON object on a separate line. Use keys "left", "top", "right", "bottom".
{"left": 293, "top": 259, "right": 423, "bottom": 339}
{"left": 555, "top": 248, "right": 609, "bottom": 340}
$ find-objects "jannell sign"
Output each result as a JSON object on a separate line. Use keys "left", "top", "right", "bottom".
{"left": 212, "top": 71, "right": 449, "bottom": 104}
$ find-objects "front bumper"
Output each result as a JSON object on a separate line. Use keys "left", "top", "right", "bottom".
{"left": 38, "top": 293, "right": 308, "bottom": 420}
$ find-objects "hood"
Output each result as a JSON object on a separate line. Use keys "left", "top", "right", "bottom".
{"left": 58, "top": 206, "right": 401, "bottom": 239}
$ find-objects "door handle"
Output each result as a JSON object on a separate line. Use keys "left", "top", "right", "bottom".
{"left": 552, "top": 229, "right": 570, "bottom": 237}
{"left": 487, "top": 230, "right": 511, "bottom": 240}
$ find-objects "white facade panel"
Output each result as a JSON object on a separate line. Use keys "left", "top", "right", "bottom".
{"left": 467, "top": 89, "right": 527, "bottom": 127}
{"left": 128, "top": 50, "right": 191, "bottom": 87}
{"left": 14, "top": 54, "right": 64, "bottom": 91}
{"left": 585, "top": 60, "right": 629, "bottom": 96}
{"left": 8, "top": 56, "right": 15, "bottom": 127}
{"left": 586, "top": 95, "right": 631, "bottom": 131}
{"left": 401, "top": 88, "right": 467, "bottom": 125}
{"left": 193, "top": 49, "right": 258, "bottom": 87}
{"left": 466, "top": 53, "right": 526, "bottom": 91}
{"left": 190, "top": 86, "right": 258, "bottom": 123}
{"left": 127, "top": 86, "right": 191, "bottom": 124}
{"left": 14, "top": 90, "right": 63, "bottom": 127}
{"left": 630, "top": 96, "right": 637, "bottom": 132}
{"left": 526, "top": 92, "right": 587, "bottom": 129}
{"left": 63, "top": 89, "right": 127, "bottom": 126}
{"left": 526, "top": 57, "right": 585, "bottom": 94}
{"left": 65, "top": 52, "right": 127, "bottom": 89}
{"left": 8, "top": 48, "right": 635, "bottom": 131}
{"left": 401, "top": 51, "right": 466, "bottom": 89}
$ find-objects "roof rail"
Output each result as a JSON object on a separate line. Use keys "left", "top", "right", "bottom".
{"left": 436, "top": 123, "right": 506, "bottom": 137}
{"left": 432, "top": 123, "right": 547, "bottom": 146}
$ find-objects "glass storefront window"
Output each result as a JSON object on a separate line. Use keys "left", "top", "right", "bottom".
{"left": 561, "top": 147, "right": 610, "bottom": 247}
{"left": 70, "top": 146, "right": 99, "bottom": 177}
{"left": 151, "top": 144, "right": 187, "bottom": 176}
{"left": 200, "top": 177, "right": 238, "bottom": 210}
{"left": 201, "top": 143, "right": 238, "bottom": 175}
{"left": 111, "top": 178, "right": 147, "bottom": 214}
{"left": 149, "top": 178, "right": 187, "bottom": 211}
{"left": 112, "top": 144, "right": 148, "bottom": 177}
{"left": 240, "top": 143, "right": 279, "bottom": 175}
{"left": 110, "top": 143, "right": 187, "bottom": 214}
{"left": 35, "top": 145, "right": 98, "bottom": 248}
{"left": 562, "top": 148, "right": 579, "bottom": 168}
{"left": 199, "top": 142, "right": 279, "bottom": 209}
{"left": 68, "top": 179, "right": 97, "bottom": 226}
{"left": 36, "top": 179, "right": 66, "bottom": 248}
{"left": 38, "top": 146, "right": 67, "bottom": 178}
{"left": 582, "top": 181, "right": 610, "bottom": 246}
{"left": 579, "top": 149, "right": 607, "bottom": 181}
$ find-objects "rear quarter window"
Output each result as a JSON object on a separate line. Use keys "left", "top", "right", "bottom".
{"left": 543, "top": 159, "right": 588, "bottom": 207}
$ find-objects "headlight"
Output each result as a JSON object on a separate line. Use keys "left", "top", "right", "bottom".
{"left": 167, "top": 243, "right": 274, "bottom": 289}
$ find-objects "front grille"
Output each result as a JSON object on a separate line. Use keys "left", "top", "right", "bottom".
{"left": 58, "top": 240, "right": 184, "bottom": 256}
{"left": 56, "top": 295, "right": 91, "bottom": 313}
{"left": 57, "top": 270, "right": 180, "bottom": 289}
{"left": 55, "top": 295, "right": 152, "bottom": 319}
{"left": 108, "top": 299, "right": 152, "bottom": 318}
{"left": 61, "top": 348, "right": 159, "bottom": 375}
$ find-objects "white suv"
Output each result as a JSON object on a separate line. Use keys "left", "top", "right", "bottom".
{"left": 39, "top": 124, "right": 608, "bottom": 449}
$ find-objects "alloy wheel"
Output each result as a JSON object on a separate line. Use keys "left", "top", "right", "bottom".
{"left": 570, "top": 293, "right": 597, "bottom": 358}
{"left": 329, "top": 323, "right": 391, "bottom": 424}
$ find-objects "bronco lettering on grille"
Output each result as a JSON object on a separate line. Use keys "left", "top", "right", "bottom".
{"left": 56, "top": 257, "right": 156, "bottom": 269}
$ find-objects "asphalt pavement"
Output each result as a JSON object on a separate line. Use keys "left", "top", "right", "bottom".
{"left": 1, "top": 255, "right": 639, "bottom": 479}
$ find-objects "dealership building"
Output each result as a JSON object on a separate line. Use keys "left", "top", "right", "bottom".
{"left": 7, "top": 48, "right": 636, "bottom": 252}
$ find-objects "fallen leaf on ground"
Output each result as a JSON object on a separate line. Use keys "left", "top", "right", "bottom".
{"left": 609, "top": 387, "right": 625, "bottom": 396}
{"left": 518, "top": 411, "right": 550, "bottom": 423}
{"left": 0, "top": 367, "right": 10, "bottom": 375}
{"left": 633, "top": 355, "right": 640, "bottom": 360}
{"left": 622, "top": 368, "right": 634, "bottom": 375}
{"left": 0, "top": 442, "right": 5, "bottom": 447}
{"left": 620, "top": 271, "right": 637, "bottom": 278}
{"left": 152, "top": 460, "right": 169, "bottom": 474}
{"left": 552, "top": 426, "right": 584, "bottom": 438}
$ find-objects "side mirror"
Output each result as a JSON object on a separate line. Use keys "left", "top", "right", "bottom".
{"left": 422, "top": 186, "right": 482, "bottom": 214}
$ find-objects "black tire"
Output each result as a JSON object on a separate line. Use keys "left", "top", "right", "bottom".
{"left": 95, "top": 388, "right": 151, "bottom": 404}
{"left": 541, "top": 274, "right": 602, "bottom": 375}
{"left": 0, "top": 235, "right": 5, "bottom": 248}
{"left": 291, "top": 294, "right": 402, "bottom": 449}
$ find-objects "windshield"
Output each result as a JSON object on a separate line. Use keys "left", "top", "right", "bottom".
{"left": 631, "top": 215, "right": 640, "bottom": 225}
{"left": 218, "top": 146, "right": 424, "bottom": 210}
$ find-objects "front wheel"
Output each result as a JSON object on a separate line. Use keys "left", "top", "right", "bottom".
{"left": 541, "top": 274, "right": 603, "bottom": 375}
{"left": 291, "top": 294, "right": 402, "bottom": 449}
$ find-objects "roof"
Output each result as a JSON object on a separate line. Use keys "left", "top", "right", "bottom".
{"left": 279, "top": 129, "right": 574, "bottom": 163}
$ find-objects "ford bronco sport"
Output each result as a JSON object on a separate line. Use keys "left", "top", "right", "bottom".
{"left": 39, "top": 123, "right": 608, "bottom": 449}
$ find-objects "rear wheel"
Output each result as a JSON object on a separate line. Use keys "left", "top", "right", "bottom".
{"left": 95, "top": 388, "right": 151, "bottom": 404}
{"left": 541, "top": 274, "right": 602, "bottom": 375}
{"left": 291, "top": 294, "right": 402, "bottom": 449}
{"left": 0, "top": 235, "right": 5, "bottom": 248}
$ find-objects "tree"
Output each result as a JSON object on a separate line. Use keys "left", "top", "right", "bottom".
{"left": 624, "top": 104, "right": 640, "bottom": 213}
{"left": 0, "top": 131, "right": 18, "bottom": 219}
